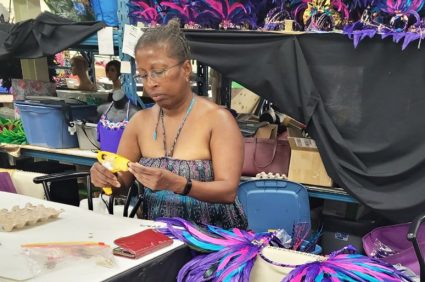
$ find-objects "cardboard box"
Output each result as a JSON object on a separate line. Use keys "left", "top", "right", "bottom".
{"left": 231, "top": 88, "right": 260, "bottom": 114}
{"left": 287, "top": 126, "right": 333, "bottom": 187}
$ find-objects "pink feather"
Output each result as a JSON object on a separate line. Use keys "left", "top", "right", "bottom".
{"left": 227, "top": 2, "right": 248, "bottom": 18}
{"left": 204, "top": 0, "right": 225, "bottom": 18}
{"left": 161, "top": 2, "right": 189, "bottom": 17}
{"left": 180, "top": 220, "right": 235, "bottom": 246}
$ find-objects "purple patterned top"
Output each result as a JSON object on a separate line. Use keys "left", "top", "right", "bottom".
{"left": 140, "top": 157, "right": 248, "bottom": 230}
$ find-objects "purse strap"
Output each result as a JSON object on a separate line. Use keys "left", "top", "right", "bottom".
{"left": 253, "top": 136, "right": 278, "bottom": 169}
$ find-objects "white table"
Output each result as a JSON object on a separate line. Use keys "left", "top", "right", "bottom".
{"left": 0, "top": 192, "right": 185, "bottom": 282}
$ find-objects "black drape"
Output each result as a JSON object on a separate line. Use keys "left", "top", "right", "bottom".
{"left": 0, "top": 12, "right": 105, "bottom": 60}
{"left": 185, "top": 30, "right": 425, "bottom": 222}
{"left": 0, "top": 16, "right": 423, "bottom": 221}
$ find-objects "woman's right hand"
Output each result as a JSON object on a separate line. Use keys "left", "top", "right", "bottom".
{"left": 90, "top": 162, "right": 121, "bottom": 188}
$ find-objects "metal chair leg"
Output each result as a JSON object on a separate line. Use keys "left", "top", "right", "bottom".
{"left": 407, "top": 213, "right": 425, "bottom": 281}
{"left": 129, "top": 193, "right": 143, "bottom": 218}
{"left": 41, "top": 182, "right": 51, "bottom": 201}
{"left": 86, "top": 175, "right": 93, "bottom": 211}
{"left": 107, "top": 194, "right": 114, "bottom": 215}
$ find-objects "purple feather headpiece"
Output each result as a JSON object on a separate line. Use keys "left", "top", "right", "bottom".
{"left": 128, "top": 0, "right": 166, "bottom": 27}
{"left": 279, "top": 245, "right": 413, "bottom": 281}
{"left": 344, "top": 0, "right": 425, "bottom": 49}
{"left": 160, "top": 0, "right": 203, "bottom": 28}
{"left": 157, "top": 217, "right": 413, "bottom": 282}
{"left": 377, "top": 0, "right": 424, "bottom": 31}
{"left": 263, "top": 0, "right": 292, "bottom": 31}
{"left": 198, "top": 0, "right": 257, "bottom": 29}
{"left": 292, "top": 0, "right": 349, "bottom": 31}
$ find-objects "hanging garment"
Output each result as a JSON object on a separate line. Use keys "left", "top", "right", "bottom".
{"left": 0, "top": 12, "right": 105, "bottom": 60}
{"left": 97, "top": 101, "right": 130, "bottom": 153}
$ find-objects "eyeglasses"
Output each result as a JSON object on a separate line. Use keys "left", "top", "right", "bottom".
{"left": 134, "top": 62, "right": 183, "bottom": 83}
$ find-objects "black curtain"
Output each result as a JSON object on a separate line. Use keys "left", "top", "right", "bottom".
{"left": 0, "top": 12, "right": 105, "bottom": 60}
{"left": 185, "top": 30, "right": 425, "bottom": 222}
{"left": 1, "top": 15, "right": 423, "bottom": 221}
{"left": 0, "top": 12, "right": 104, "bottom": 91}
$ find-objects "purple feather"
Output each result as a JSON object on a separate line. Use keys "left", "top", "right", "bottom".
{"left": 402, "top": 31, "right": 421, "bottom": 49}
{"left": 392, "top": 32, "right": 406, "bottom": 43}
{"left": 349, "top": 0, "right": 375, "bottom": 9}
{"left": 344, "top": 21, "right": 378, "bottom": 48}
{"left": 128, "top": 0, "right": 166, "bottom": 26}
{"left": 198, "top": 0, "right": 256, "bottom": 29}
{"left": 281, "top": 246, "right": 413, "bottom": 282}
{"left": 157, "top": 218, "right": 413, "bottom": 282}
{"left": 156, "top": 217, "right": 276, "bottom": 282}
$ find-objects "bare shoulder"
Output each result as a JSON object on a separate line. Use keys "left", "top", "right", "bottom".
{"left": 196, "top": 97, "right": 236, "bottom": 126}
{"left": 128, "top": 105, "right": 158, "bottom": 124}
{"left": 125, "top": 105, "right": 158, "bottom": 138}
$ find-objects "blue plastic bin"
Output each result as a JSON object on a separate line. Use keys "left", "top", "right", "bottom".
{"left": 90, "top": 0, "right": 118, "bottom": 26}
{"left": 237, "top": 179, "right": 311, "bottom": 233}
{"left": 15, "top": 100, "right": 97, "bottom": 149}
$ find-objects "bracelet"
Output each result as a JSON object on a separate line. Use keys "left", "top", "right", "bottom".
{"left": 181, "top": 178, "right": 192, "bottom": 196}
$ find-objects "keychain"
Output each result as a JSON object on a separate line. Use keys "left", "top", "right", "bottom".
{"left": 97, "top": 151, "right": 130, "bottom": 195}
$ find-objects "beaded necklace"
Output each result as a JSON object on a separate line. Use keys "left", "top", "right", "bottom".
{"left": 153, "top": 95, "right": 196, "bottom": 158}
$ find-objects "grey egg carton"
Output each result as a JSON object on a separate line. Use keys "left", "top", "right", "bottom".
{"left": 0, "top": 203, "right": 63, "bottom": 232}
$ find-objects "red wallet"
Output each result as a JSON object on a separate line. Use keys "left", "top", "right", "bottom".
{"left": 113, "top": 229, "right": 173, "bottom": 259}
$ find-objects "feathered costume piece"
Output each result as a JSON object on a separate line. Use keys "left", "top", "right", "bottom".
{"left": 157, "top": 217, "right": 276, "bottom": 281}
{"left": 128, "top": 0, "right": 166, "bottom": 27}
{"left": 157, "top": 218, "right": 412, "bottom": 282}
{"left": 263, "top": 0, "right": 292, "bottom": 31}
{"left": 344, "top": 0, "right": 425, "bottom": 49}
{"left": 128, "top": 0, "right": 255, "bottom": 29}
{"left": 275, "top": 246, "right": 413, "bottom": 282}
{"left": 293, "top": 0, "right": 349, "bottom": 31}
{"left": 160, "top": 0, "right": 230, "bottom": 29}
{"left": 197, "top": 0, "right": 257, "bottom": 29}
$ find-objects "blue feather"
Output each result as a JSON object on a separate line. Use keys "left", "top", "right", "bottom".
{"left": 182, "top": 231, "right": 224, "bottom": 251}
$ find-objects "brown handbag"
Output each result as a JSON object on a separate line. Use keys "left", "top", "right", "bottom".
{"left": 242, "top": 135, "right": 291, "bottom": 176}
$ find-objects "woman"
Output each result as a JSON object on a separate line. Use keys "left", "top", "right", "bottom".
{"left": 90, "top": 20, "right": 247, "bottom": 229}
{"left": 70, "top": 55, "right": 96, "bottom": 91}
{"left": 105, "top": 60, "right": 121, "bottom": 91}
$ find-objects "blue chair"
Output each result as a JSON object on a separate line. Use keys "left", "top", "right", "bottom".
{"left": 237, "top": 179, "right": 311, "bottom": 234}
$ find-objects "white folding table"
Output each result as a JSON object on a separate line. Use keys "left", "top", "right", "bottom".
{"left": 0, "top": 192, "right": 188, "bottom": 282}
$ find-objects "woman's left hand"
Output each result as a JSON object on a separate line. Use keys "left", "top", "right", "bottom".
{"left": 128, "top": 162, "right": 186, "bottom": 193}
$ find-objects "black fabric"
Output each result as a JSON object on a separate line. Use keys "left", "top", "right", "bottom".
{"left": 0, "top": 12, "right": 105, "bottom": 60}
{"left": 104, "top": 245, "right": 192, "bottom": 281}
{"left": 185, "top": 30, "right": 425, "bottom": 222}
{"left": 0, "top": 16, "right": 421, "bottom": 221}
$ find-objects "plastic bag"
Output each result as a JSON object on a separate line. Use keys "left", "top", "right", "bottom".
{"left": 22, "top": 242, "right": 115, "bottom": 276}
{"left": 370, "top": 238, "right": 399, "bottom": 259}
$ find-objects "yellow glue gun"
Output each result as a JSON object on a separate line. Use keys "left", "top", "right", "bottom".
{"left": 97, "top": 151, "right": 130, "bottom": 195}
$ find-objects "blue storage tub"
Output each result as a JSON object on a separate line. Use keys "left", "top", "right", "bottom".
{"left": 90, "top": 0, "right": 118, "bottom": 26}
{"left": 237, "top": 179, "right": 311, "bottom": 233}
{"left": 15, "top": 100, "right": 97, "bottom": 149}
